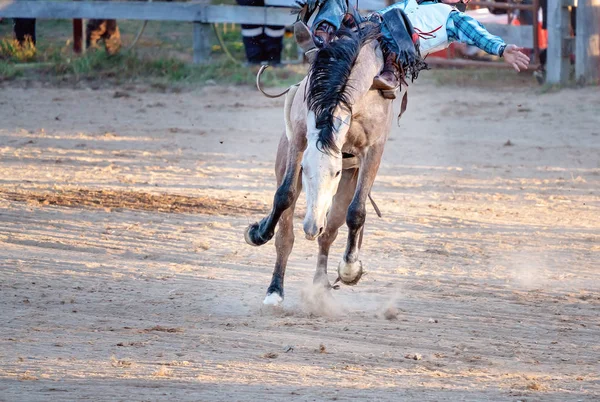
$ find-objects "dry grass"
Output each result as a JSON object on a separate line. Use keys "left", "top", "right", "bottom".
{"left": 0, "top": 37, "right": 36, "bottom": 62}
{"left": 0, "top": 18, "right": 306, "bottom": 87}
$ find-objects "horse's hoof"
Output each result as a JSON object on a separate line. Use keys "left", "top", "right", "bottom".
{"left": 263, "top": 292, "right": 283, "bottom": 306}
{"left": 313, "top": 277, "right": 339, "bottom": 290}
{"left": 244, "top": 223, "right": 260, "bottom": 246}
{"left": 337, "top": 260, "right": 363, "bottom": 286}
{"left": 245, "top": 223, "right": 273, "bottom": 246}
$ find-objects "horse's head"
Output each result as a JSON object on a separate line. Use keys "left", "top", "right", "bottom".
{"left": 302, "top": 27, "right": 382, "bottom": 240}
{"left": 302, "top": 106, "right": 350, "bottom": 240}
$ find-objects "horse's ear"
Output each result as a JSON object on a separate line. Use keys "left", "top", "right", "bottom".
{"left": 294, "top": 21, "right": 313, "bottom": 49}
{"left": 294, "top": 21, "right": 318, "bottom": 62}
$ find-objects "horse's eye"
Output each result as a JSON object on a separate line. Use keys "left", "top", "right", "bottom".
{"left": 335, "top": 170, "right": 341, "bottom": 178}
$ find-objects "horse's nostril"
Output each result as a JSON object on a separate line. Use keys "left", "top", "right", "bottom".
{"left": 318, "top": 227, "right": 324, "bottom": 236}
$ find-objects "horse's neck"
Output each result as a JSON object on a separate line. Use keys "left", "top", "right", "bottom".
{"left": 336, "top": 41, "right": 386, "bottom": 149}
{"left": 350, "top": 40, "right": 384, "bottom": 89}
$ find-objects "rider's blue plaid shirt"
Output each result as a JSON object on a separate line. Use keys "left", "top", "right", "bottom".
{"left": 446, "top": 11, "right": 506, "bottom": 56}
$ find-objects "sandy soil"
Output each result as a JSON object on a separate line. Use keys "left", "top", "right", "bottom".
{"left": 0, "top": 79, "right": 599, "bottom": 401}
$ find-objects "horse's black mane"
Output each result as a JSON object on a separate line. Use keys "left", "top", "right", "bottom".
{"left": 307, "top": 26, "right": 379, "bottom": 155}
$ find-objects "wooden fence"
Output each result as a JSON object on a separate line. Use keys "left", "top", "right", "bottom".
{"left": 0, "top": 1, "right": 294, "bottom": 63}
{"left": 547, "top": 0, "right": 599, "bottom": 84}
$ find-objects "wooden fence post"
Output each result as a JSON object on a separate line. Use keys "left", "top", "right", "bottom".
{"left": 193, "top": 22, "right": 213, "bottom": 64}
{"left": 546, "top": 0, "right": 574, "bottom": 84}
{"left": 73, "top": 0, "right": 83, "bottom": 53}
{"left": 73, "top": 19, "right": 83, "bottom": 53}
{"left": 575, "top": 0, "right": 600, "bottom": 84}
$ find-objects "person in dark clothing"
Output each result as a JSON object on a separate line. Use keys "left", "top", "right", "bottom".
{"left": 13, "top": 18, "right": 36, "bottom": 45}
{"left": 86, "top": 0, "right": 122, "bottom": 55}
{"left": 12, "top": 17, "right": 120, "bottom": 55}
{"left": 86, "top": 18, "right": 121, "bottom": 55}
{"left": 236, "top": 0, "right": 285, "bottom": 65}
{"left": 537, "top": 0, "right": 575, "bottom": 69}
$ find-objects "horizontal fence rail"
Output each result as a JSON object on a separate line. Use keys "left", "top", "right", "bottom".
{"left": 0, "top": 1, "right": 294, "bottom": 25}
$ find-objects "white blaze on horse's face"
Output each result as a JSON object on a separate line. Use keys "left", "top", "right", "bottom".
{"left": 302, "top": 108, "right": 351, "bottom": 241}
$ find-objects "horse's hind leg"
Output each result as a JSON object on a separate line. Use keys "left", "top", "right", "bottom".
{"left": 264, "top": 173, "right": 302, "bottom": 305}
{"left": 244, "top": 133, "right": 303, "bottom": 247}
{"left": 313, "top": 169, "right": 358, "bottom": 288}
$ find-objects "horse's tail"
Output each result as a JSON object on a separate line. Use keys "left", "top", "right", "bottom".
{"left": 283, "top": 83, "right": 300, "bottom": 140}
{"left": 256, "top": 65, "right": 291, "bottom": 98}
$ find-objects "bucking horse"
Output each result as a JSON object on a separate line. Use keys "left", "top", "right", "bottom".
{"left": 245, "top": 22, "right": 416, "bottom": 306}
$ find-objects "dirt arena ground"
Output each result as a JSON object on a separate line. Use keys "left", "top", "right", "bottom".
{"left": 0, "top": 78, "right": 599, "bottom": 401}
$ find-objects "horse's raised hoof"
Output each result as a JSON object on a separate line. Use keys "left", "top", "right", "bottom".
{"left": 244, "top": 223, "right": 270, "bottom": 247}
{"left": 337, "top": 260, "right": 364, "bottom": 286}
{"left": 263, "top": 292, "right": 283, "bottom": 306}
{"left": 244, "top": 224, "right": 259, "bottom": 246}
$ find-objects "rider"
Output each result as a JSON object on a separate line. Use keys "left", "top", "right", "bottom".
{"left": 298, "top": 0, "right": 530, "bottom": 98}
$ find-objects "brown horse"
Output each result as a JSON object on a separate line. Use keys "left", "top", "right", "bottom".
{"left": 245, "top": 26, "right": 394, "bottom": 305}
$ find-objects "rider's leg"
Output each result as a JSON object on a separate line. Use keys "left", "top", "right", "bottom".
{"left": 311, "top": 0, "right": 348, "bottom": 47}
{"left": 373, "top": 7, "right": 420, "bottom": 99}
{"left": 373, "top": 26, "right": 403, "bottom": 98}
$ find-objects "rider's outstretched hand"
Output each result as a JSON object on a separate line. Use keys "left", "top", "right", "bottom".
{"left": 503, "top": 45, "right": 530, "bottom": 72}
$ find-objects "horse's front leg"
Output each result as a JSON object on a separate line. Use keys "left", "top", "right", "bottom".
{"left": 244, "top": 136, "right": 303, "bottom": 247}
{"left": 337, "top": 144, "right": 384, "bottom": 285}
{"left": 314, "top": 168, "right": 358, "bottom": 288}
{"left": 264, "top": 173, "right": 302, "bottom": 305}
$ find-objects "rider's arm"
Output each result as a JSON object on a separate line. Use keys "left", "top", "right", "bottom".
{"left": 446, "top": 11, "right": 506, "bottom": 56}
